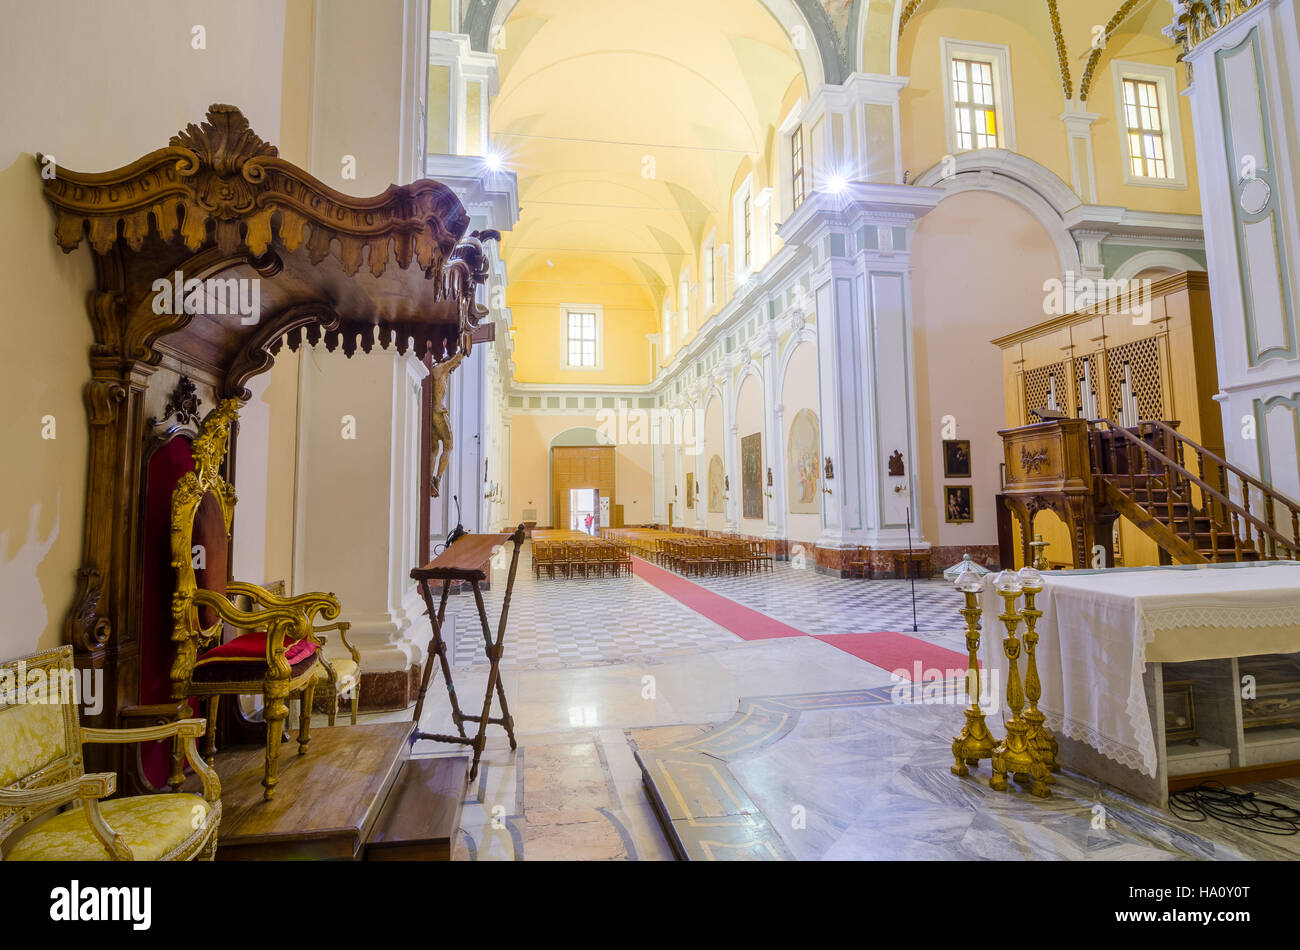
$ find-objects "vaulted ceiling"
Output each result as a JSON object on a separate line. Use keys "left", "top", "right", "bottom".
{"left": 493, "top": 0, "right": 804, "bottom": 311}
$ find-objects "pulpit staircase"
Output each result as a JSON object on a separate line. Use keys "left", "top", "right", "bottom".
{"left": 1087, "top": 419, "right": 1300, "bottom": 564}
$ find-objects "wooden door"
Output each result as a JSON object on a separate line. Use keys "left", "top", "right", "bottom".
{"left": 552, "top": 445, "right": 615, "bottom": 528}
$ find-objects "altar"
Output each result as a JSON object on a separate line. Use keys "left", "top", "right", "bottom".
{"left": 979, "top": 562, "right": 1300, "bottom": 806}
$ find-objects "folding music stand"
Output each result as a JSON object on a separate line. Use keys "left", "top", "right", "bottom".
{"left": 410, "top": 524, "right": 526, "bottom": 780}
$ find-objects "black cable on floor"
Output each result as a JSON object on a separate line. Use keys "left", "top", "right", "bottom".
{"left": 1168, "top": 781, "right": 1300, "bottom": 835}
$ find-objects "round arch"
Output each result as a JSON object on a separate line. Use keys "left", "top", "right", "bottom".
{"left": 550, "top": 426, "right": 614, "bottom": 447}
{"left": 914, "top": 150, "right": 1083, "bottom": 278}
{"left": 467, "top": 0, "right": 839, "bottom": 89}
{"left": 1109, "top": 250, "right": 1206, "bottom": 283}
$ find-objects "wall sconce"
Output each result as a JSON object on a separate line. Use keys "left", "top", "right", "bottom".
{"left": 722, "top": 474, "right": 731, "bottom": 501}
{"left": 824, "top": 456, "right": 834, "bottom": 480}
{"left": 764, "top": 467, "right": 773, "bottom": 498}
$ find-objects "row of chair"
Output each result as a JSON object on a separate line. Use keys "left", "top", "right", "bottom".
{"left": 533, "top": 540, "right": 633, "bottom": 578}
{"left": 656, "top": 538, "right": 773, "bottom": 576}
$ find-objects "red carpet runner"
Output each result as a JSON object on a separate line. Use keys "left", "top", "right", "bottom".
{"left": 812, "top": 632, "right": 971, "bottom": 681}
{"left": 630, "top": 556, "right": 966, "bottom": 679}
{"left": 630, "top": 557, "right": 805, "bottom": 640}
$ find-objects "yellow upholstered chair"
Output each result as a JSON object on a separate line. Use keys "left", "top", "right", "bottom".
{"left": 312, "top": 621, "right": 361, "bottom": 727}
{"left": 168, "top": 400, "right": 341, "bottom": 801}
{"left": 0, "top": 646, "right": 221, "bottom": 861}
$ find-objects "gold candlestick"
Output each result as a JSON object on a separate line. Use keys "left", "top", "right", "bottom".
{"left": 951, "top": 580, "right": 996, "bottom": 775}
{"left": 989, "top": 573, "right": 1050, "bottom": 798}
{"left": 1028, "top": 534, "right": 1049, "bottom": 571}
{"left": 1018, "top": 575, "right": 1059, "bottom": 777}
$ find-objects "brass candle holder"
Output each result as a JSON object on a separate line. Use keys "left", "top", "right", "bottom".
{"left": 1017, "top": 568, "right": 1059, "bottom": 778}
{"left": 1028, "top": 534, "right": 1049, "bottom": 571}
{"left": 989, "top": 571, "right": 1051, "bottom": 798}
{"left": 951, "top": 571, "right": 996, "bottom": 775}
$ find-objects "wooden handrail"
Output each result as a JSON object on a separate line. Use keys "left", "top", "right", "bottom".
{"left": 1088, "top": 419, "right": 1298, "bottom": 560}
{"left": 1142, "top": 419, "right": 1300, "bottom": 512}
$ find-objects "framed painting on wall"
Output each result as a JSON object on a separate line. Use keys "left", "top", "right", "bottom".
{"left": 943, "top": 439, "right": 971, "bottom": 478}
{"left": 708, "top": 455, "right": 725, "bottom": 513}
{"left": 685, "top": 472, "right": 695, "bottom": 509}
{"left": 741, "top": 433, "right": 763, "bottom": 520}
{"left": 787, "top": 408, "right": 820, "bottom": 514}
{"left": 945, "top": 485, "right": 973, "bottom": 523}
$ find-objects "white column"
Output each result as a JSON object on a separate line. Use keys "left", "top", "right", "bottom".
{"left": 761, "top": 328, "right": 785, "bottom": 539}
{"left": 1171, "top": 0, "right": 1300, "bottom": 495}
{"left": 722, "top": 369, "right": 739, "bottom": 531}
{"left": 1061, "top": 105, "right": 1101, "bottom": 204}
{"left": 294, "top": 349, "right": 430, "bottom": 677}
{"left": 779, "top": 182, "right": 942, "bottom": 555}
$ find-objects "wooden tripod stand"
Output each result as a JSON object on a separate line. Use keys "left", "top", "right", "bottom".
{"left": 410, "top": 524, "right": 526, "bottom": 780}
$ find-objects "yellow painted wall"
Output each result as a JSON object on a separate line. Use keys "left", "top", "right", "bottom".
{"left": 509, "top": 257, "right": 658, "bottom": 385}
{"left": 899, "top": 6, "right": 1071, "bottom": 186}
{"left": 897, "top": 0, "right": 1200, "bottom": 215}
{"left": 507, "top": 414, "right": 653, "bottom": 527}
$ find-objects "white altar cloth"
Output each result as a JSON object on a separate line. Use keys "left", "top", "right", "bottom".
{"left": 979, "top": 563, "right": 1300, "bottom": 778}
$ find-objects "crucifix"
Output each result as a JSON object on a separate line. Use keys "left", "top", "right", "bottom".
{"left": 430, "top": 345, "right": 467, "bottom": 498}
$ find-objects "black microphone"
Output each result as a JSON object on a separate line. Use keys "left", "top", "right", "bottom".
{"left": 446, "top": 494, "right": 467, "bottom": 546}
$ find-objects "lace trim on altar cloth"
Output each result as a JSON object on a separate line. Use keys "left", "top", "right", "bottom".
{"left": 1139, "top": 603, "right": 1300, "bottom": 632}
{"left": 1042, "top": 706, "right": 1159, "bottom": 778}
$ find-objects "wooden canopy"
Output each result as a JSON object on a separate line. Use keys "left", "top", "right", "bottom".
{"left": 40, "top": 105, "right": 496, "bottom": 765}
{"left": 41, "top": 103, "right": 496, "bottom": 397}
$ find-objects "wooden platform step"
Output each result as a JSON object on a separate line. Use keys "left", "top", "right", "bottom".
{"left": 193, "top": 721, "right": 414, "bottom": 861}
{"left": 364, "top": 755, "right": 469, "bottom": 861}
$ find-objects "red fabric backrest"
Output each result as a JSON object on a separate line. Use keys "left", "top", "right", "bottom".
{"left": 192, "top": 491, "right": 229, "bottom": 631}
{"left": 139, "top": 436, "right": 196, "bottom": 789}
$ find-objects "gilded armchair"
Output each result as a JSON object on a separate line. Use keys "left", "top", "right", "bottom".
{"left": 312, "top": 622, "right": 362, "bottom": 726}
{"left": 168, "top": 400, "right": 341, "bottom": 801}
{"left": 1, "top": 646, "right": 221, "bottom": 861}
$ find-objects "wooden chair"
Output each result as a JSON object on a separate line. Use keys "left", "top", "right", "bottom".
{"left": 1, "top": 645, "right": 221, "bottom": 861}
{"left": 167, "top": 402, "right": 342, "bottom": 801}
{"left": 848, "top": 545, "right": 873, "bottom": 579}
{"left": 312, "top": 621, "right": 361, "bottom": 727}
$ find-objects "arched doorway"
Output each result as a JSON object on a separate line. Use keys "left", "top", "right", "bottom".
{"left": 550, "top": 426, "right": 616, "bottom": 531}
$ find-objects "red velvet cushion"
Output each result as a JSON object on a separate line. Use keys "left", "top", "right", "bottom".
{"left": 195, "top": 631, "right": 318, "bottom": 667}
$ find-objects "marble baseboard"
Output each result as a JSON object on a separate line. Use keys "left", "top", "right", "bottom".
{"left": 930, "top": 544, "right": 1002, "bottom": 573}
{"left": 322, "top": 664, "right": 423, "bottom": 713}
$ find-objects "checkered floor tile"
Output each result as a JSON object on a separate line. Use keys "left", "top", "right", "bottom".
{"left": 441, "top": 545, "right": 968, "bottom": 671}
{"left": 688, "top": 561, "right": 967, "bottom": 637}
{"left": 443, "top": 550, "right": 739, "bottom": 670}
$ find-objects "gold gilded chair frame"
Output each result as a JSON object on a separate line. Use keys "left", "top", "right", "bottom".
{"left": 1, "top": 646, "right": 222, "bottom": 861}
{"left": 168, "top": 400, "right": 340, "bottom": 801}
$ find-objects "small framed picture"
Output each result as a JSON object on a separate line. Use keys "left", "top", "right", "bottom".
{"left": 943, "top": 439, "right": 972, "bottom": 478}
{"left": 1163, "top": 681, "right": 1197, "bottom": 743}
{"left": 944, "top": 485, "right": 973, "bottom": 524}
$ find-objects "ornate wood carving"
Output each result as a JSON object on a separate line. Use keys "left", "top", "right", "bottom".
{"left": 1020, "top": 446, "right": 1049, "bottom": 475}
{"left": 150, "top": 376, "right": 202, "bottom": 429}
{"left": 41, "top": 105, "right": 491, "bottom": 785}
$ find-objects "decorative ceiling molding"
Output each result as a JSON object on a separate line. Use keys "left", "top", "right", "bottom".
{"left": 1079, "top": 0, "right": 1144, "bottom": 101}
{"left": 1166, "top": 0, "right": 1263, "bottom": 82}
{"left": 1045, "top": 0, "right": 1074, "bottom": 100}
{"left": 897, "top": 0, "right": 925, "bottom": 37}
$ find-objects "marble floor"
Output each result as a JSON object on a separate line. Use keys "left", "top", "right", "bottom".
{"left": 352, "top": 544, "right": 1300, "bottom": 860}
